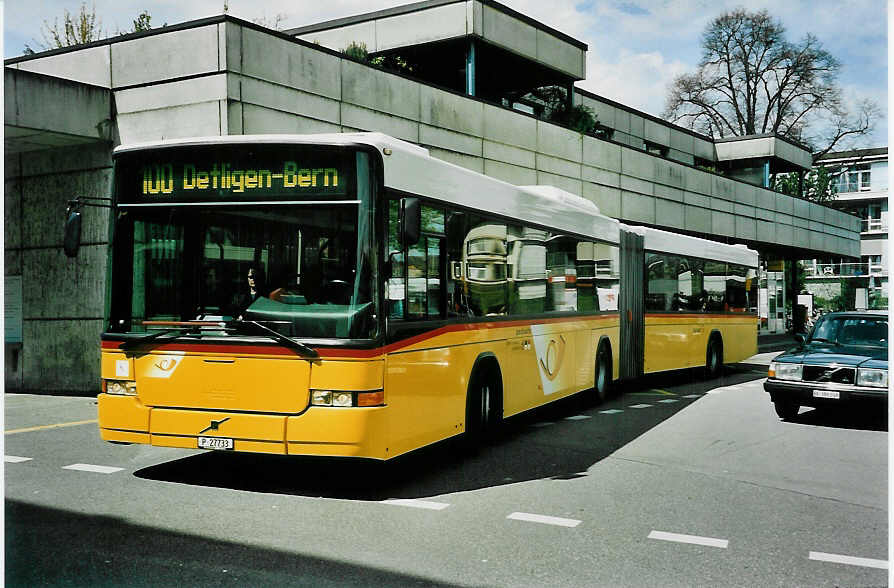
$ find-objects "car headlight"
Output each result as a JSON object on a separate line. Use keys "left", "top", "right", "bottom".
{"left": 857, "top": 368, "right": 888, "bottom": 388}
{"left": 769, "top": 362, "right": 803, "bottom": 381}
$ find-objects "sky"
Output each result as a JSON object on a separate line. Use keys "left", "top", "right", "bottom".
{"left": 3, "top": 0, "right": 888, "bottom": 148}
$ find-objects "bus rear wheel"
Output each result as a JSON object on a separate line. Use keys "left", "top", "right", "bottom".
{"left": 705, "top": 337, "right": 723, "bottom": 379}
{"left": 593, "top": 344, "right": 612, "bottom": 403}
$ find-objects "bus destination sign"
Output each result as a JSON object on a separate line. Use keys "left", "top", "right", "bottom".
{"left": 143, "top": 162, "right": 340, "bottom": 196}
{"left": 116, "top": 145, "right": 354, "bottom": 203}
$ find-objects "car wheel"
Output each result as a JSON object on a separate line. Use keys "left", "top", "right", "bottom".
{"left": 773, "top": 400, "right": 800, "bottom": 420}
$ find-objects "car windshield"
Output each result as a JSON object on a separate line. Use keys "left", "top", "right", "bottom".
{"left": 810, "top": 316, "right": 888, "bottom": 347}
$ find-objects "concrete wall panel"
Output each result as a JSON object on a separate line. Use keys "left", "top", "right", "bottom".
{"left": 376, "top": 4, "right": 469, "bottom": 52}
{"left": 13, "top": 45, "right": 111, "bottom": 87}
{"left": 757, "top": 220, "right": 776, "bottom": 243}
{"left": 711, "top": 197, "right": 733, "bottom": 214}
{"left": 581, "top": 166, "right": 620, "bottom": 188}
{"left": 712, "top": 175, "right": 735, "bottom": 202}
{"left": 429, "top": 147, "right": 484, "bottom": 174}
{"left": 420, "top": 124, "right": 483, "bottom": 157}
{"left": 536, "top": 171, "right": 582, "bottom": 196}
{"left": 644, "top": 119, "right": 670, "bottom": 146}
{"left": 340, "top": 103, "right": 418, "bottom": 142}
{"left": 685, "top": 169, "right": 712, "bottom": 195}
{"left": 341, "top": 60, "right": 420, "bottom": 120}
{"left": 23, "top": 319, "right": 103, "bottom": 392}
{"left": 583, "top": 136, "right": 621, "bottom": 171}
{"left": 420, "top": 85, "right": 484, "bottom": 137}
{"left": 482, "top": 103, "right": 537, "bottom": 150}
{"left": 483, "top": 159, "right": 537, "bottom": 186}
{"left": 670, "top": 129, "right": 694, "bottom": 154}
{"left": 22, "top": 169, "right": 111, "bottom": 249}
{"left": 115, "top": 74, "right": 228, "bottom": 114}
{"left": 112, "top": 25, "right": 220, "bottom": 87}
{"left": 653, "top": 160, "right": 685, "bottom": 189}
{"left": 537, "top": 122, "right": 582, "bottom": 162}
{"left": 776, "top": 223, "right": 794, "bottom": 245}
{"left": 654, "top": 184, "right": 683, "bottom": 202}
{"left": 536, "top": 153, "right": 581, "bottom": 178}
{"left": 484, "top": 140, "right": 535, "bottom": 168}
{"left": 23, "top": 246, "right": 106, "bottom": 319}
{"left": 536, "top": 29, "right": 585, "bottom": 78}
{"left": 481, "top": 4, "right": 537, "bottom": 61}
{"left": 656, "top": 199, "right": 684, "bottom": 230}
{"left": 735, "top": 216, "right": 756, "bottom": 240}
{"left": 117, "top": 101, "right": 222, "bottom": 143}
{"left": 5, "top": 177, "right": 23, "bottom": 250}
{"left": 693, "top": 137, "right": 714, "bottom": 161}
{"left": 685, "top": 205, "right": 711, "bottom": 233}
{"left": 683, "top": 191, "right": 710, "bottom": 208}
{"left": 583, "top": 183, "right": 621, "bottom": 218}
{"left": 242, "top": 28, "right": 342, "bottom": 99}
{"left": 241, "top": 104, "right": 342, "bottom": 135}
{"left": 297, "top": 22, "right": 376, "bottom": 53}
{"left": 620, "top": 175, "right": 653, "bottom": 196}
{"left": 238, "top": 77, "right": 340, "bottom": 124}
{"left": 712, "top": 211, "right": 735, "bottom": 235}
{"left": 775, "top": 194, "right": 795, "bottom": 215}
{"left": 621, "top": 190, "right": 655, "bottom": 223}
{"left": 620, "top": 149, "right": 653, "bottom": 181}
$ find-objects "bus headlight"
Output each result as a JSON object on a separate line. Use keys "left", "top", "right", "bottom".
{"left": 857, "top": 368, "right": 888, "bottom": 388}
{"left": 104, "top": 380, "right": 137, "bottom": 395}
{"left": 769, "top": 362, "right": 802, "bottom": 381}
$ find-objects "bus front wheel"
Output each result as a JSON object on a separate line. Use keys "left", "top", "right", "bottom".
{"left": 464, "top": 361, "right": 503, "bottom": 448}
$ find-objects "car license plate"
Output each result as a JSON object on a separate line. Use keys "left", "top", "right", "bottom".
{"left": 813, "top": 390, "right": 840, "bottom": 400}
{"left": 197, "top": 436, "right": 234, "bottom": 450}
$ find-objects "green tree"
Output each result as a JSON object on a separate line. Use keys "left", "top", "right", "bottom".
{"left": 527, "top": 86, "right": 599, "bottom": 135}
{"left": 664, "top": 8, "right": 878, "bottom": 158}
{"left": 24, "top": 4, "right": 161, "bottom": 54}
{"left": 773, "top": 166, "right": 838, "bottom": 204}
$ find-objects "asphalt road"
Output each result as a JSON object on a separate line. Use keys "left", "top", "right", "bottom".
{"left": 5, "top": 366, "right": 888, "bottom": 587}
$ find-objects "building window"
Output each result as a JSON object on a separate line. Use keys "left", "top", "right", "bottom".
{"left": 837, "top": 163, "right": 872, "bottom": 193}
{"left": 643, "top": 140, "right": 668, "bottom": 157}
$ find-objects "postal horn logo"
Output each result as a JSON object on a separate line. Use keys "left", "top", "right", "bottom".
{"left": 539, "top": 335, "right": 566, "bottom": 381}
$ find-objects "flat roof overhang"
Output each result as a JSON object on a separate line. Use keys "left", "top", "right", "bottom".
{"left": 714, "top": 135, "right": 813, "bottom": 174}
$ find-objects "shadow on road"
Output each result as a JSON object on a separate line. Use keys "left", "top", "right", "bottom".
{"left": 5, "top": 500, "right": 458, "bottom": 587}
{"left": 134, "top": 366, "right": 766, "bottom": 500}
{"left": 785, "top": 405, "right": 888, "bottom": 432}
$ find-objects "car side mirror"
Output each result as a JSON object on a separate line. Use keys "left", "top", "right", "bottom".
{"left": 400, "top": 197, "right": 421, "bottom": 247}
{"left": 63, "top": 206, "right": 82, "bottom": 258}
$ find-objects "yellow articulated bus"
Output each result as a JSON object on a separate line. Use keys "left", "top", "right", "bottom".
{"left": 87, "top": 133, "right": 757, "bottom": 460}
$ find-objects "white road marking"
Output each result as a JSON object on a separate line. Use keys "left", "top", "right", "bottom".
{"left": 565, "top": 415, "right": 591, "bottom": 421}
{"left": 62, "top": 463, "right": 124, "bottom": 474}
{"left": 629, "top": 404, "right": 653, "bottom": 409}
{"left": 657, "top": 399, "right": 679, "bottom": 403}
{"left": 5, "top": 456, "right": 32, "bottom": 463}
{"left": 809, "top": 551, "right": 888, "bottom": 569}
{"left": 507, "top": 512, "right": 581, "bottom": 528}
{"left": 682, "top": 394, "right": 702, "bottom": 398}
{"left": 648, "top": 530, "right": 729, "bottom": 549}
{"left": 599, "top": 409, "right": 623, "bottom": 414}
{"left": 382, "top": 499, "right": 450, "bottom": 511}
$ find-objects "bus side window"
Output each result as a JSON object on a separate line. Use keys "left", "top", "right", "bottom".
{"left": 387, "top": 199, "right": 405, "bottom": 319}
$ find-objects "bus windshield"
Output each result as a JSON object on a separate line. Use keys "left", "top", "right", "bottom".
{"left": 109, "top": 146, "right": 377, "bottom": 340}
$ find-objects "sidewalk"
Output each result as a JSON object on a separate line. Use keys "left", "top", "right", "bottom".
{"left": 736, "top": 332, "right": 799, "bottom": 370}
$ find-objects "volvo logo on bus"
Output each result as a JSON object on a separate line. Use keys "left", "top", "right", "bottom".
{"left": 198, "top": 418, "right": 230, "bottom": 435}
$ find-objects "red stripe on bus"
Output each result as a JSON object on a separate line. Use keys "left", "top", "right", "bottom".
{"left": 101, "top": 314, "right": 619, "bottom": 358}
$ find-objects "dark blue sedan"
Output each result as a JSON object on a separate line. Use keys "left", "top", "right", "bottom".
{"left": 764, "top": 312, "right": 888, "bottom": 420}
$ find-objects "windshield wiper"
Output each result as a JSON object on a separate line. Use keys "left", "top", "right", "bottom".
{"left": 809, "top": 337, "right": 840, "bottom": 346}
{"left": 120, "top": 328, "right": 192, "bottom": 351}
{"left": 228, "top": 320, "right": 319, "bottom": 358}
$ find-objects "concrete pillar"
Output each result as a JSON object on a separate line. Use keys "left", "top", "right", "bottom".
{"left": 788, "top": 259, "right": 804, "bottom": 333}
{"left": 465, "top": 40, "right": 476, "bottom": 97}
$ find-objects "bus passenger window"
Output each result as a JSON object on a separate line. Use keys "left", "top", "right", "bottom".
{"left": 703, "top": 261, "right": 726, "bottom": 311}
{"left": 463, "top": 220, "right": 507, "bottom": 316}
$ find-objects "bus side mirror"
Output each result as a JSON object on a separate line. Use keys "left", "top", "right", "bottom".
{"left": 63, "top": 206, "right": 82, "bottom": 258}
{"left": 400, "top": 197, "right": 421, "bottom": 247}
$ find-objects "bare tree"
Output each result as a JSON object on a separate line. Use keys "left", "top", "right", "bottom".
{"left": 24, "top": 4, "right": 162, "bottom": 54}
{"left": 664, "top": 9, "right": 878, "bottom": 159}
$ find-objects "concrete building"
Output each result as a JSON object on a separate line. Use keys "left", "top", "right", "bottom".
{"left": 4, "top": 1, "right": 861, "bottom": 393}
{"left": 804, "top": 147, "right": 888, "bottom": 310}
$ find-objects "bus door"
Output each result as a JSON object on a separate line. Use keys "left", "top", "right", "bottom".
{"left": 619, "top": 230, "right": 644, "bottom": 379}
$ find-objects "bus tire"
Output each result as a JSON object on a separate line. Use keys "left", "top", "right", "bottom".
{"left": 593, "top": 342, "right": 612, "bottom": 403}
{"left": 464, "top": 358, "right": 503, "bottom": 449}
{"left": 705, "top": 335, "right": 723, "bottom": 379}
